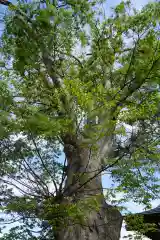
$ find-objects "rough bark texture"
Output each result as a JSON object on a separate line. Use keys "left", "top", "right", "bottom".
{"left": 55, "top": 137, "right": 123, "bottom": 240}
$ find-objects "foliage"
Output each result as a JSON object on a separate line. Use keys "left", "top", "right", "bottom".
{"left": 124, "top": 214, "right": 157, "bottom": 240}
{"left": 0, "top": 0, "right": 159, "bottom": 239}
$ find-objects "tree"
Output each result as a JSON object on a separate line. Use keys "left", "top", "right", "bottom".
{"left": 0, "top": 0, "right": 160, "bottom": 239}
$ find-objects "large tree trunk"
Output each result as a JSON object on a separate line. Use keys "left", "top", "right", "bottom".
{"left": 55, "top": 136, "right": 123, "bottom": 240}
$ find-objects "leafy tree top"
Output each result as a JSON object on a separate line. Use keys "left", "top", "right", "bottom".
{"left": 0, "top": 0, "right": 159, "bottom": 239}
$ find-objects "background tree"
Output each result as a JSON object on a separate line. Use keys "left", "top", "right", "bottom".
{"left": 0, "top": 0, "right": 159, "bottom": 239}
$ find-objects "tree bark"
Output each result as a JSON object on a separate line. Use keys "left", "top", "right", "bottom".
{"left": 55, "top": 136, "right": 123, "bottom": 240}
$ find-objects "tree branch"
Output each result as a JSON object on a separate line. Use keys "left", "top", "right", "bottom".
{"left": 29, "top": 131, "right": 58, "bottom": 195}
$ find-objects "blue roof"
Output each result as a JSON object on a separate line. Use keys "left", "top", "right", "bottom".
{"left": 140, "top": 205, "right": 160, "bottom": 215}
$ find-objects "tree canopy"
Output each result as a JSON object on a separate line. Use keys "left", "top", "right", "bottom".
{"left": 0, "top": 0, "right": 159, "bottom": 239}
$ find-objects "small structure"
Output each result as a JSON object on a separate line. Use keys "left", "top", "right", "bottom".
{"left": 126, "top": 205, "right": 160, "bottom": 240}
{"left": 138, "top": 205, "right": 160, "bottom": 240}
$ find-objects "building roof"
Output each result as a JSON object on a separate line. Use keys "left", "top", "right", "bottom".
{"left": 140, "top": 205, "right": 160, "bottom": 215}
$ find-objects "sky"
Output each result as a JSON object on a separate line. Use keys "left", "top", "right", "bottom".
{"left": 0, "top": 0, "right": 159, "bottom": 239}
{"left": 106, "top": 0, "right": 154, "bottom": 10}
